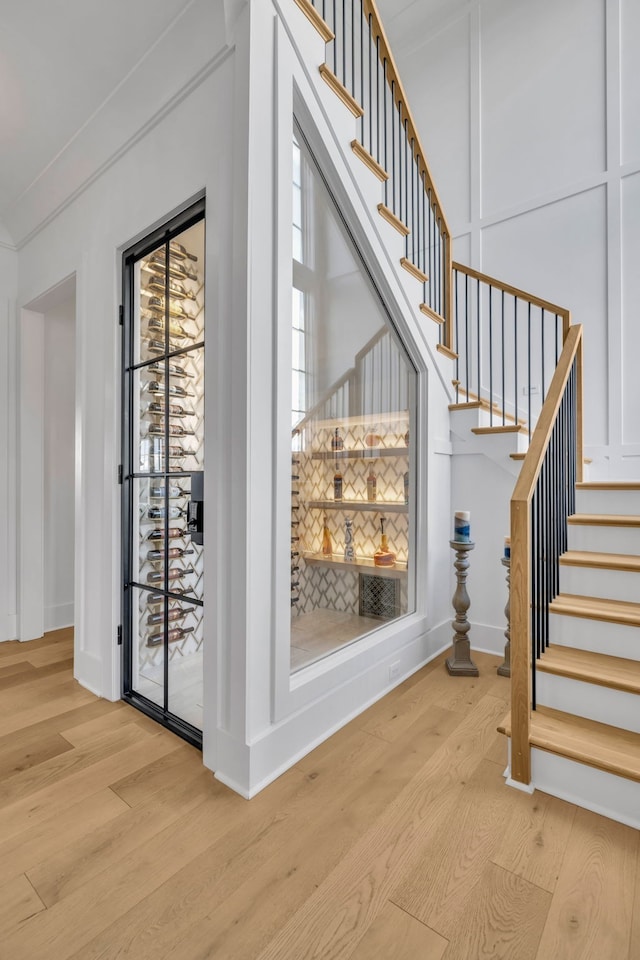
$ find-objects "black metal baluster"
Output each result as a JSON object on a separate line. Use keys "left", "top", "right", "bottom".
{"left": 390, "top": 81, "right": 395, "bottom": 213}
{"left": 476, "top": 277, "right": 480, "bottom": 401}
{"left": 500, "top": 290, "right": 504, "bottom": 427}
{"left": 342, "top": 0, "right": 346, "bottom": 87}
{"left": 368, "top": 14, "right": 373, "bottom": 156}
{"left": 404, "top": 119, "right": 409, "bottom": 247}
{"left": 333, "top": 0, "right": 337, "bottom": 73}
{"left": 411, "top": 143, "right": 415, "bottom": 264}
{"left": 514, "top": 296, "right": 518, "bottom": 427}
{"left": 488, "top": 284, "right": 493, "bottom": 426}
{"left": 398, "top": 102, "right": 402, "bottom": 222}
{"left": 376, "top": 37, "right": 381, "bottom": 163}
{"left": 438, "top": 218, "right": 442, "bottom": 317}
{"left": 360, "top": 0, "right": 364, "bottom": 143}
{"left": 454, "top": 269, "right": 460, "bottom": 395}
{"left": 383, "top": 58, "right": 388, "bottom": 205}
{"left": 541, "top": 308, "right": 546, "bottom": 400}
{"left": 531, "top": 487, "right": 537, "bottom": 707}
{"left": 465, "top": 273, "right": 470, "bottom": 399}
{"left": 428, "top": 189, "right": 433, "bottom": 308}
{"left": 351, "top": 0, "right": 355, "bottom": 101}
{"left": 527, "top": 302, "right": 532, "bottom": 438}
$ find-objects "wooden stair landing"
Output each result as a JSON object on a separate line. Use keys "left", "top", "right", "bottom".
{"left": 498, "top": 705, "right": 640, "bottom": 783}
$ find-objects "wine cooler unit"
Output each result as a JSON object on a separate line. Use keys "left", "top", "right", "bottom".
{"left": 121, "top": 197, "right": 205, "bottom": 748}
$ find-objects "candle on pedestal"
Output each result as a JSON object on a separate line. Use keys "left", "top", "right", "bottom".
{"left": 454, "top": 510, "right": 471, "bottom": 542}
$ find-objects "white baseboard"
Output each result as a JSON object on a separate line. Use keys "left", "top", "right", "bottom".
{"left": 44, "top": 602, "right": 74, "bottom": 633}
{"left": 467, "top": 622, "right": 506, "bottom": 657}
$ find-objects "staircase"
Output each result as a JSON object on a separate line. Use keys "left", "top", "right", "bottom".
{"left": 288, "top": 0, "right": 640, "bottom": 826}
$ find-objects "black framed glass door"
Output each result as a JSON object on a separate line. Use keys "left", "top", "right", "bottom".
{"left": 121, "top": 198, "right": 205, "bottom": 747}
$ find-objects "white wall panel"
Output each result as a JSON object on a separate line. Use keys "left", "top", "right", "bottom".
{"left": 43, "top": 296, "right": 75, "bottom": 630}
{"left": 481, "top": 0, "right": 606, "bottom": 215}
{"left": 621, "top": 172, "right": 640, "bottom": 445}
{"left": 482, "top": 187, "right": 608, "bottom": 447}
{"left": 398, "top": 15, "right": 471, "bottom": 230}
{"left": 621, "top": 0, "right": 640, "bottom": 165}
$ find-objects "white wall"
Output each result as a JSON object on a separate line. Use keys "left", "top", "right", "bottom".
{"left": 43, "top": 295, "right": 76, "bottom": 631}
{"left": 0, "top": 243, "right": 18, "bottom": 641}
{"left": 384, "top": 0, "right": 640, "bottom": 479}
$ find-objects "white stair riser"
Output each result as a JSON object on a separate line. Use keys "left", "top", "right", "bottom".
{"left": 559, "top": 563, "right": 640, "bottom": 604}
{"left": 529, "top": 748, "right": 640, "bottom": 831}
{"left": 535, "top": 671, "right": 640, "bottom": 734}
{"left": 568, "top": 523, "right": 640, "bottom": 554}
{"left": 576, "top": 489, "right": 640, "bottom": 515}
{"left": 549, "top": 610, "right": 640, "bottom": 660}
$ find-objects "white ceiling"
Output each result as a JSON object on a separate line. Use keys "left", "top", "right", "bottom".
{"left": 0, "top": 0, "right": 192, "bottom": 218}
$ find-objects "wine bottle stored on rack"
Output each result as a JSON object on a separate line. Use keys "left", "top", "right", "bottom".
{"left": 147, "top": 506, "right": 185, "bottom": 520}
{"left": 147, "top": 546, "right": 194, "bottom": 561}
{"left": 146, "top": 380, "right": 193, "bottom": 398}
{"left": 147, "top": 316, "right": 196, "bottom": 341}
{"left": 146, "top": 565, "right": 195, "bottom": 584}
{"left": 168, "top": 240, "right": 198, "bottom": 262}
{"left": 146, "top": 296, "right": 192, "bottom": 321}
{"left": 146, "top": 607, "right": 187, "bottom": 625}
{"left": 147, "top": 527, "right": 185, "bottom": 541}
{"left": 145, "top": 276, "right": 196, "bottom": 301}
{"left": 149, "top": 484, "right": 186, "bottom": 499}
{"left": 145, "top": 361, "right": 194, "bottom": 379}
{"left": 147, "top": 588, "right": 187, "bottom": 604}
{"left": 146, "top": 625, "right": 195, "bottom": 647}
{"left": 144, "top": 253, "right": 197, "bottom": 283}
{"left": 148, "top": 401, "right": 194, "bottom": 418}
{"left": 148, "top": 424, "right": 195, "bottom": 438}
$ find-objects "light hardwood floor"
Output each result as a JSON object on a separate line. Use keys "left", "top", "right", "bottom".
{"left": 0, "top": 627, "right": 637, "bottom": 959}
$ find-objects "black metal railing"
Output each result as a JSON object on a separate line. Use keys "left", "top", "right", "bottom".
{"left": 529, "top": 357, "right": 577, "bottom": 706}
{"left": 452, "top": 262, "right": 570, "bottom": 434}
{"left": 302, "top": 0, "right": 452, "bottom": 343}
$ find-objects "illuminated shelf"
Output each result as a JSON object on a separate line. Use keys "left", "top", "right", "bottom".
{"left": 306, "top": 499, "right": 408, "bottom": 514}
{"left": 310, "top": 447, "right": 408, "bottom": 461}
{"left": 302, "top": 553, "right": 408, "bottom": 578}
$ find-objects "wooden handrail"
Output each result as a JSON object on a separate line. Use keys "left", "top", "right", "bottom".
{"left": 362, "top": 0, "right": 451, "bottom": 244}
{"left": 509, "top": 324, "right": 583, "bottom": 785}
{"left": 453, "top": 261, "right": 572, "bottom": 337}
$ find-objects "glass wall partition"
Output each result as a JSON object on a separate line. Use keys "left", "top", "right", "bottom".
{"left": 122, "top": 199, "right": 205, "bottom": 746}
{"left": 290, "top": 126, "right": 416, "bottom": 673}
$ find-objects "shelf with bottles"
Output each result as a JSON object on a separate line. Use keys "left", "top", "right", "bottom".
{"left": 306, "top": 500, "right": 408, "bottom": 514}
{"left": 308, "top": 414, "right": 410, "bottom": 461}
{"left": 310, "top": 447, "right": 408, "bottom": 461}
{"left": 302, "top": 553, "right": 408, "bottom": 579}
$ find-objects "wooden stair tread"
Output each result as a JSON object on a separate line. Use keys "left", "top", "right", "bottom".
{"left": 576, "top": 481, "right": 640, "bottom": 491}
{"left": 549, "top": 593, "right": 640, "bottom": 627}
{"left": 568, "top": 513, "right": 640, "bottom": 527}
{"left": 499, "top": 706, "right": 640, "bottom": 782}
{"left": 538, "top": 644, "right": 640, "bottom": 694}
{"left": 531, "top": 706, "right": 640, "bottom": 783}
{"left": 471, "top": 424, "right": 525, "bottom": 436}
{"left": 560, "top": 550, "right": 640, "bottom": 573}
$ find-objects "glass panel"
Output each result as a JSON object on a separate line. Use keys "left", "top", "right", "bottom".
{"left": 132, "top": 586, "right": 165, "bottom": 710}
{"left": 168, "top": 596, "right": 203, "bottom": 729}
{"left": 290, "top": 125, "right": 416, "bottom": 674}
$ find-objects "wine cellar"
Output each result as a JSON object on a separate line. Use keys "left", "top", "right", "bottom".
{"left": 121, "top": 199, "right": 205, "bottom": 745}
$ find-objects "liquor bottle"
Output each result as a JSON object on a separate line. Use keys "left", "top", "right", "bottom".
{"left": 148, "top": 423, "right": 195, "bottom": 438}
{"left": 148, "top": 401, "right": 193, "bottom": 418}
{"left": 146, "top": 361, "right": 194, "bottom": 380}
{"left": 333, "top": 468, "right": 343, "bottom": 501}
{"left": 146, "top": 565, "right": 195, "bottom": 584}
{"left": 321, "top": 517, "right": 333, "bottom": 556}
{"left": 147, "top": 527, "right": 185, "bottom": 541}
{"left": 145, "top": 252, "right": 198, "bottom": 282}
{"left": 147, "top": 546, "right": 194, "bottom": 561}
{"left": 146, "top": 295, "right": 191, "bottom": 320}
{"left": 147, "top": 316, "right": 196, "bottom": 341}
{"left": 344, "top": 518, "right": 355, "bottom": 562}
{"left": 146, "top": 380, "right": 193, "bottom": 398}
{"left": 367, "top": 468, "right": 377, "bottom": 502}
{"left": 331, "top": 427, "right": 344, "bottom": 452}
{"left": 374, "top": 518, "right": 396, "bottom": 567}
{"left": 149, "top": 483, "right": 186, "bottom": 499}
{"left": 147, "top": 505, "right": 185, "bottom": 520}
{"left": 146, "top": 625, "right": 195, "bottom": 647}
{"left": 146, "top": 607, "right": 187, "bottom": 625}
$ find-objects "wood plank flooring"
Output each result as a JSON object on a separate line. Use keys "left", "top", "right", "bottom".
{"left": 0, "top": 627, "right": 638, "bottom": 959}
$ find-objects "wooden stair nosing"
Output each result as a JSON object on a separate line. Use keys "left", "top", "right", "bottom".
{"left": 537, "top": 643, "right": 640, "bottom": 695}
{"left": 560, "top": 549, "right": 640, "bottom": 573}
{"left": 319, "top": 64, "right": 364, "bottom": 118}
{"left": 293, "top": 0, "right": 335, "bottom": 41}
{"left": 568, "top": 513, "right": 640, "bottom": 527}
{"left": 498, "top": 706, "right": 640, "bottom": 783}
{"left": 471, "top": 424, "right": 525, "bottom": 436}
{"left": 576, "top": 481, "right": 640, "bottom": 491}
{"left": 549, "top": 592, "right": 640, "bottom": 628}
{"left": 452, "top": 386, "right": 521, "bottom": 425}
